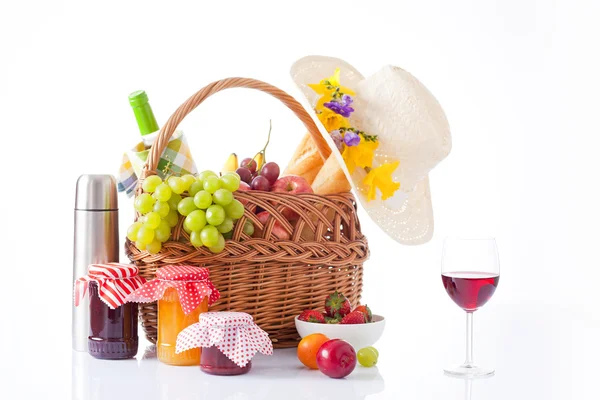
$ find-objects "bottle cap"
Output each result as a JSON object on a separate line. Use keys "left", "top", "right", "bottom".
{"left": 75, "top": 175, "right": 118, "bottom": 211}
{"left": 128, "top": 90, "right": 149, "bottom": 108}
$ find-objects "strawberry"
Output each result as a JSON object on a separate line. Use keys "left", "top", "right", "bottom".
{"left": 298, "top": 309, "right": 326, "bottom": 323}
{"left": 340, "top": 311, "right": 367, "bottom": 324}
{"left": 324, "top": 291, "right": 352, "bottom": 318}
{"left": 353, "top": 305, "right": 373, "bottom": 322}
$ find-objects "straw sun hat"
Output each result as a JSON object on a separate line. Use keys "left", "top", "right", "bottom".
{"left": 290, "top": 55, "right": 452, "bottom": 245}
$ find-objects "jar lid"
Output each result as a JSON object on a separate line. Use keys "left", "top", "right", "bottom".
{"left": 176, "top": 312, "right": 273, "bottom": 368}
{"left": 74, "top": 263, "right": 146, "bottom": 309}
{"left": 125, "top": 265, "right": 220, "bottom": 314}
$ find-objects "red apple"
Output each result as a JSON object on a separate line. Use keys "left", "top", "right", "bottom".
{"left": 254, "top": 211, "right": 290, "bottom": 240}
{"left": 270, "top": 175, "right": 313, "bottom": 220}
{"left": 316, "top": 339, "right": 356, "bottom": 379}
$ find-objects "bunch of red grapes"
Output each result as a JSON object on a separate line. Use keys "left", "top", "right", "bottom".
{"left": 236, "top": 158, "right": 280, "bottom": 191}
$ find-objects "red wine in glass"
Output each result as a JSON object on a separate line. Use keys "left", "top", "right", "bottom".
{"left": 442, "top": 272, "right": 499, "bottom": 312}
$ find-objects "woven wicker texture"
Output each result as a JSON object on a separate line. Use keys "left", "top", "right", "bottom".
{"left": 127, "top": 78, "right": 369, "bottom": 348}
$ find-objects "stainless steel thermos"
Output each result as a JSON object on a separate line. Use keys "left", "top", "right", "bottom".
{"left": 72, "top": 175, "right": 119, "bottom": 352}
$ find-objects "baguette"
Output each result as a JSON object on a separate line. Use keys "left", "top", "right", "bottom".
{"left": 311, "top": 153, "right": 352, "bottom": 195}
{"left": 283, "top": 132, "right": 324, "bottom": 185}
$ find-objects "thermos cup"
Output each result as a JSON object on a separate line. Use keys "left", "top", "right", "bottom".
{"left": 72, "top": 175, "right": 119, "bottom": 352}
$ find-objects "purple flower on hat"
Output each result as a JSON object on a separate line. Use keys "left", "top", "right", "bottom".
{"left": 324, "top": 94, "right": 354, "bottom": 118}
{"left": 330, "top": 130, "right": 344, "bottom": 151}
{"left": 343, "top": 131, "right": 360, "bottom": 147}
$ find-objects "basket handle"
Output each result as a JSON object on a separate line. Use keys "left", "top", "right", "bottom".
{"left": 142, "top": 77, "right": 331, "bottom": 178}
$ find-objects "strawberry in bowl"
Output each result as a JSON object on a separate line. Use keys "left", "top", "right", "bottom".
{"left": 294, "top": 291, "right": 385, "bottom": 350}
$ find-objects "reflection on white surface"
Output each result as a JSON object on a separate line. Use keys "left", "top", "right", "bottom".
{"left": 72, "top": 347, "right": 385, "bottom": 400}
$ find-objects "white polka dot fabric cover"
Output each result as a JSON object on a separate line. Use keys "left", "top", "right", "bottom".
{"left": 125, "top": 265, "right": 220, "bottom": 314}
{"left": 176, "top": 312, "right": 273, "bottom": 368}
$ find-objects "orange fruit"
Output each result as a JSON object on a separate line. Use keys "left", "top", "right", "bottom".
{"left": 297, "top": 333, "right": 330, "bottom": 369}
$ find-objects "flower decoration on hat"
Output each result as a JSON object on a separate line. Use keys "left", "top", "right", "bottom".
{"left": 309, "top": 68, "right": 400, "bottom": 202}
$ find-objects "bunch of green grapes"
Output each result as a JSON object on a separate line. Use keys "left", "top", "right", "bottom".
{"left": 126, "top": 170, "right": 244, "bottom": 254}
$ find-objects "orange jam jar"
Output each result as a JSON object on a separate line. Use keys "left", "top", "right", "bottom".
{"left": 126, "top": 265, "right": 220, "bottom": 366}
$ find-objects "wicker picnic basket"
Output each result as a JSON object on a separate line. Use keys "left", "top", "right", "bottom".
{"left": 126, "top": 78, "right": 369, "bottom": 348}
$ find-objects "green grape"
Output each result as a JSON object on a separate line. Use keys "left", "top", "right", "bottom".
{"left": 177, "top": 197, "right": 197, "bottom": 216}
{"left": 190, "top": 230, "right": 204, "bottom": 247}
{"left": 357, "top": 347, "right": 378, "bottom": 368}
{"left": 367, "top": 346, "right": 379, "bottom": 358}
{"left": 147, "top": 239, "right": 162, "bottom": 254}
{"left": 181, "top": 174, "right": 196, "bottom": 191}
{"left": 198, "top": 170, "right": 218, "bottom": 183}
{"left": 206, "top": 205, "right": 225, "bottom": 226}
{"left": 135, "top": 240, "right": 146, "bottom": 251}
{"left": 155, "top": 220, "right": 171, "bottom": 242}
{"left": 153, "top": 201, "right": 170, "bottom": 218}
{"left": 203, "top": 176, "right": 221, "bottom": 194}
{"left": 138, "top": 215, "right": 147, "bottom": 224}
{"left": 154, "top": 183, "right": 172, "bottom": 202}
{"left": 222, "top": 230, "right": 233, "bottom": 240}
{"left": 135, "top": 193, "right": 155, "bottom": 214}
{"left": 200, "top": 225, "right": 219, "bottom": 247}
{"left": 217, "top": 217, "right": 234, "bottom": 233}
{"left": 167, "top": 193, "right": 182, "bottom": 210}
{"left": 142, "top": 175, "right": 163, "bottom": 193}
{"left": 136, "top": 226, "right": 155, "bottom": 245}
{"left": 193, "top": 190, "right": 213, "bottom": 209}
{"left": 223, "top": 199, "right": 244, "bottom": 219}
{"left": 127, "top": 222, "right": 143, "bottom": 242}
{"left": 243, "top": 220, "right": 254, "bottom": 236}
{"left": 188, "top": 181, "right": 204, "bottom": 197}
{"left": 168, "top": 177, "right": 186, "bottom": 194}
{"left": 165, "top": 209, "right": 179, "bottom": 228}
{"left": 220, "top": 174, "right": 240, "bottom": 192}
{"left": 184, "top": 210, "right": 207, "bottom": 232}
{"left": 208, "top": 233, "right": 226, "bottom": 254}
{"left": 144, "top": 212, "right": 161, "bottom": 229}
{"left": 213, "top": 189, "right": 233, "bottom": 206}
{"left": 183, "top": 223, "right": 193, "bottom": 234}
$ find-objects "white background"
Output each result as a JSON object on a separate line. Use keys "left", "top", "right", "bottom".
{"left": 1, "top": 0, "right": 599, "bottom": 399}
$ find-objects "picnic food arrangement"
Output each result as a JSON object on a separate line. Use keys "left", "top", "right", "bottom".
{"left": 71, "top": 55, "right": 452, "bottom": 379}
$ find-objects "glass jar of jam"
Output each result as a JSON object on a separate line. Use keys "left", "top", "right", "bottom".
{"left": 200, "top": 346, "right": 252, "bottom": 375}
{"left": 126, "top": 265, "right": 220, "bottom": 366}
{"left": 74, "top": 263, "right": 146, "bottom": 360}
{"left": 175, "top": 312, "right": 273, "bottom": 375}
{"left": 158, "top": 288, "right": 208, "bottom": 365}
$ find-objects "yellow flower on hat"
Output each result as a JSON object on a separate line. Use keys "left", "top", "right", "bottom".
{"left": 363, "top": 161, "right": 401, "bottom": 201}
{"left": 342, "top": 136, "right": 379, "bottom": 173}
{"left": 308, "top": 68, "right": 355, "bottom": 97}
{"left": 318, "top": 108, "right": 350, "bottom": 132}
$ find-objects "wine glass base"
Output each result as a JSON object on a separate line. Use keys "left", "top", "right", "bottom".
{"left": 444, "top": 365, "right": 495, "bottom": 379}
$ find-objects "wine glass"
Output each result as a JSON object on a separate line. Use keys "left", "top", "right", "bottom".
{"left": 441, "top": 237, "right": 500, "bottom": 378}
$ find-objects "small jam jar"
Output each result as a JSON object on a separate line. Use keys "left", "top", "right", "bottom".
{"left": 74, "top": 263, "right": 146, "bottom": 360}
{"left": 175, "top": 312, "right": 273, "bottom": 375}
{"left": 126, "top": 265, "right": 220, "bottom": 366}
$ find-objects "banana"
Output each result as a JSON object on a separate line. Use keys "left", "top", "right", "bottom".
{"left": 222, "top": 153, "right": 238, "bottom": 174}
{"left": 253, "top": 151, "right": 265, "bottom": 170}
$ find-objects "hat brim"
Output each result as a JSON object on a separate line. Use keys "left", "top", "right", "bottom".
{"left": 290, "top": 55, "right": 434, "bottom": 245}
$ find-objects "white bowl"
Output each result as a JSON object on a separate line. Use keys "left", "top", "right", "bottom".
{"left": 294, "top": 314, "right": 386, "bottom": 350}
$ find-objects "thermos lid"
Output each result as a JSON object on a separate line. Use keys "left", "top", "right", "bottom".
{"left": 75, "top": 175, "right": 118, "bottom": 211}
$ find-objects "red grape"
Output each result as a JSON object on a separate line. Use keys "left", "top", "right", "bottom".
{"left": 236, "top": 167, "right": 253, "bottom": 184}
{"left": 260, "top": 162, "right": 280, "bottom": 184}
{"left": 240, "top": 158, "right": 257, "bottom": 174}
{"left": 251, "top": 175, "right": 271, "bottom": 191}
{"left": 316, "top": 339, "right": 356, "bottom": 379}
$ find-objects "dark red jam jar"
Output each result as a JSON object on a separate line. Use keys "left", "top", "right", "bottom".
{"left": 200, "top": 346, "right": 252, "bottom": 375}
{"left": 88, "top": 281, "right": 138, "bottom": 359}
{"left": 74, "top": 263, "right": 146, "bottom": 360}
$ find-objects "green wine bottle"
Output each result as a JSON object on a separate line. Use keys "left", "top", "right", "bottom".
{"left": 128, "top": 90, "right": 159, "bottom": 148}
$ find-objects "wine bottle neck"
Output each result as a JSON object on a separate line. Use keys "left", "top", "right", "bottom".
{"left": 132, "top": 102, "right": 159, "bottom": 136}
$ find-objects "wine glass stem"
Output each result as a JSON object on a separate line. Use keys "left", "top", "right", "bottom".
{"left": 465, "top": 311, "right": 474, "bottom": 367}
